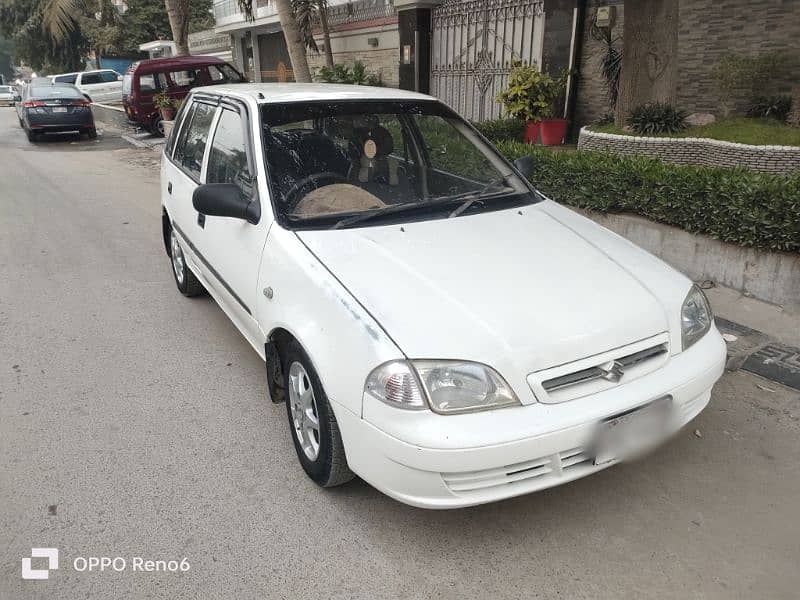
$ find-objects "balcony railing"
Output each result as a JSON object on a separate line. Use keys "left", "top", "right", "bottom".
{"left": 214, "top": 0, "right": 394, "bottom": 27}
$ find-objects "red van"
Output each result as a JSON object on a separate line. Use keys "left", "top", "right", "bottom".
{"left": 122, "top": 55, "right": 245, "bottom": 135}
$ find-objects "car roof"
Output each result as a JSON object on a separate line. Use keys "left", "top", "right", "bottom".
{"left": 29, "top": 82, "right": 82, "bottom": 96}
{"left": 190, "top": 83, "right": 436, "bottom": 104}
{"left": 128, "top": 55, "right": 226, "bottom": 74}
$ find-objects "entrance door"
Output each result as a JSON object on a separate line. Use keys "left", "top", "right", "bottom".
{"left": 430, "top": 0, "right": 545, "bottom": 121}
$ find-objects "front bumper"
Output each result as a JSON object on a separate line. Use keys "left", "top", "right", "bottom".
{"left": 334, "top": 327, "right": 727, "bottom": 509}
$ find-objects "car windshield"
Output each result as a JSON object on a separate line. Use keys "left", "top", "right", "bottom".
{"left": 261, "top": 100, "right": 539, "bottom": 229}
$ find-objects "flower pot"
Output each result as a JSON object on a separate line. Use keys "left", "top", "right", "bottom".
{"left": 524, "top": 120, "right": 541, "bottom": 144}
{"left": 159, "top": 106, "right": 176, "bottom": 121}
{"left": 540, "top": 118, "right": 569, "bottom": 146}
{"left": 162, "top": 120, "right": 175, "bottom": 139}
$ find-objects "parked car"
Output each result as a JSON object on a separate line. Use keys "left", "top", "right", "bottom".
{"left": 123, "top": 55, "right": 244, "bottom": 136}
{"left": 20, "top": 82, "right": 96, "bottom": 142}
{"left": 161, "top": 84, "right": 727, "bottom": 509}
{"left": 0, "top": 85, "right": 19, "bottom": 106}
{"left": 50, "top": 69, "right": 123, "bottom": 103}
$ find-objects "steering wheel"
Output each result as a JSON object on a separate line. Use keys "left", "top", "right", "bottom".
{"left": 284, "top": 172, "right": 347, "bottom": 212}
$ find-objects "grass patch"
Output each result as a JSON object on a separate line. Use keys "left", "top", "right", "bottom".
{"left": 590, "top": 117, "right": 800, "bottom": 147}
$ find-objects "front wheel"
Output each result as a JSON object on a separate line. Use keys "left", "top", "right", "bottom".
{"left": 284, "top": 342, "right": 354, "bottom": 487}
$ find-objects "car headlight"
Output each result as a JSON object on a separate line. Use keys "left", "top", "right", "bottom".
{"left": 681, "top": 285, "right": 712, "bottom": 350}
{"left": 365, "top": 360, "right": 520, "bottom": 414}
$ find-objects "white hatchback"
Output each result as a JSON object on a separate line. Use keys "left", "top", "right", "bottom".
{"left": 50, "top": 69, "right": 123, "bottom": 103}
{"left": 161, "top": 84, "right": 727, "bottom": 509}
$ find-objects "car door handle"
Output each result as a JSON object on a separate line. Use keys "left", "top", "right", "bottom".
{"left": 167, "top": 182, "right": 172, "bottom": 194}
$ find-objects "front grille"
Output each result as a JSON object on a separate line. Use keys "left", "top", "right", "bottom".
{"left": 542, "top": 343, "right": 668, "bottom": 393}
{"left": 528, "top": 334, "right": 671, "bottom": 404}
{"left": 442, "top": 446, "right": 595, "bottom": 496}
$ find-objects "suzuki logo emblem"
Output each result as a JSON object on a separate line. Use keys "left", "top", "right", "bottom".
{"left": 600, "top": 361, "right": 625, "bottom": 383}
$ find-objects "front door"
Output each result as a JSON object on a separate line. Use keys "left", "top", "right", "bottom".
{"left": 191, "top": 102, "right": 269, "bottom": 346}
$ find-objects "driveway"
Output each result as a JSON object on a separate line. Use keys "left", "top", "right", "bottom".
{"left": 0, "top": 106, "right": 798, "bottom": 599}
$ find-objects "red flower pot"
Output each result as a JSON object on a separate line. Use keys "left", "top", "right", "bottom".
{"left": 524, "top": 120, "right": 541, "bottom": 144}
{"left": 159, "top": 106, "right": 176, "bottom": 121}
{"left": 539, "top": 118, "right": 569, "bottom": 146}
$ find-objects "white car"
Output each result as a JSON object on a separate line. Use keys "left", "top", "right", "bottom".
{"left": 0, "top": 84, "right": 18, "bottom": 106}
{"left": 161, "top": 84, "right": 727, "bottom": 509}
{"left": 50, "top": 69, "right": 123, "bottom": 103}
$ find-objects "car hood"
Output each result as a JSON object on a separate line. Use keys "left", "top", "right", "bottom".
{"left": 297, "top": 202, "right": 670, "bottom": 393}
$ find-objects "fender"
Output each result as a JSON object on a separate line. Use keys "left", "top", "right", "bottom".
{"left": 256, "top": 226, "right": 405, "bottom": 416}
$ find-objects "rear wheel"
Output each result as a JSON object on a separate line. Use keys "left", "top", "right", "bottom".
{"left": 169, "top": 227, "right": 204, "bottom": 297}
{"left": 151, "top": 115, "right": 164, "bottom": 137}
{"left": 26, "top": 129, "right": 38, "bottom": 142}
{"left": 86, "top": 128, "right": 97, "bottom": 139}
{"left": 284, "top": 341, "right": 355, "bottom": 488}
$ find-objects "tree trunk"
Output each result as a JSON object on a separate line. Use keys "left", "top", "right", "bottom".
{"left": 164, "top": 0, "right": 190, "bottom": 56}
{"left": 275, "top": 0, "right": 312, "bottom": 82}
{"left": 319, "top": 3, "right": 334, "bottom": 67}
{"left": 615, "top": 0, "right": 679, "bottom": 126}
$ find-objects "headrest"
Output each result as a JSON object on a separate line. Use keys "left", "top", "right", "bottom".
{"left": 354, "top": 126, "right": 394, "bottom": 159}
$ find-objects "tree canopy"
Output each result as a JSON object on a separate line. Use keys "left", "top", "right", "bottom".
{"left": 0, "top": 0, "right": 213, "bottom": 73}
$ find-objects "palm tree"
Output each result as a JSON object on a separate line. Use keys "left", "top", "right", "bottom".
{"left": 41, "top": 0, "right": 81, "bottom": 42}
{"left": 237, "top": 0, "right": 311, "bottom": 82}
{"left": 293, "top": 0, "right": 333, "bottom": 67}
{"left": 164, "top": 0, "right": 189, "bottom": 55}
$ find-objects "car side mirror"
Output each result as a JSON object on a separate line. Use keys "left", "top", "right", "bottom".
{"left": 514, "top": 155, "right": 535, "bottom": 179}
{"left": 193, "top": 183, "right": 260, "bottom": 225}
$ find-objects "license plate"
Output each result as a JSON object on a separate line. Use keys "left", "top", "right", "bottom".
{"left": 52, "top": 107, "right": 67, "bottom": 113}
{"left": 592, "top": 396, "right": 673, "bottom": 465}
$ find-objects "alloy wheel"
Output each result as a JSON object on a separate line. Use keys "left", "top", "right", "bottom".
{"left": 288, "top": 361, "right": 321, "bottom": 461}
{"left": 170, "top": 229, "right": 185, "bottom": 285}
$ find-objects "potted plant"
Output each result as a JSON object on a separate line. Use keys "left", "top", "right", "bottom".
{"left": 496, "top": 63, "right": 552, "bottom": 144}
{"left": 539, "top": 70, "right": 570, "bottom": 146}
{"left": 154, "top": 92, "right": 176, "bottom": 121}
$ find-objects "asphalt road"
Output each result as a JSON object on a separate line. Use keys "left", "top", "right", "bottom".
{"left": 1, "top": 106, "right": 799, "bottom": 600}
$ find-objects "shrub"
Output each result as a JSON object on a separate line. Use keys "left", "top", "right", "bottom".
{"left": 747, "top": 95, "right": 793, "bottom": 122}
{"left": 314, "top": 60, "right": 383, "bottom": 86}
{"left": 628, "top": 102, "right": 687, "bottom": 135}
{"left": 494, "top": 141, "right": 800, "bottom": 252}
{"left": 496, "top": 63, "right": 558, "bottom": 121}
{"left": 471, "top": 118, "right": 526, "bottom": 142}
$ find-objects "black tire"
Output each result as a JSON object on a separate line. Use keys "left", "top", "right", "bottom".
{"left": 18, "top": 117, "right": 23, "bottom": 128}
{"left": 151, "top": 115, "right": 164, "bottom": 137}
{"left": 26, "top": 129, "right": 38, "bottom": 142}
{"left": 86, "top": 128, "right": 97, "bottom": 139}
{"left": 168, "top": 227, "right": 204, "bottom": 297}
{"left": 283, "top": 341, "right": 355, "bottom": 488}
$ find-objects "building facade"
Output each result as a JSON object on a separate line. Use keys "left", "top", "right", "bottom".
{"left": 213, "top": 0, "right": 799, "bottom": 127}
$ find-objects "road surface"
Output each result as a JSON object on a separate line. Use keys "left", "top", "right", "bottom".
{"left": 1, "top": 106, "right": 799, "bottom": 599}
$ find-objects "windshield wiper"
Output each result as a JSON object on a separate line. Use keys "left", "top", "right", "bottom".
{"left": 330, "top": 201, "right": 432, "bottom": 229}
{"left": 446, "top": 178, "right": 507, "bottom": 218}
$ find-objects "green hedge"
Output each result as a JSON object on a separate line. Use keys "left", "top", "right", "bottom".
{"left": 494, "top": 141, "right": 800, "bottom": 253}
{"left": 472, "top": 119, "right": 526, "bottom": 143}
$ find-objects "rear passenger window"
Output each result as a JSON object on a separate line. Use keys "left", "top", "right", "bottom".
{"left": 207, "top": 109, "right": 253, "bottom": 197}
{"left": 99, "top": 71, "right": 119, "bottom": 83}
{"left": 54, "top": 74, "right": 77, "bottom": 84}
{"left": 165, "top": 99, "right": 192, "bottom": 158}
{"left": 173, "top": 102, "right": 216, "bottom": 181}
{"left": 81, "top": 72, "right": 103, "bottom": 85}
{"left": 139, "top": 74, "right": 156, "bottom": 92}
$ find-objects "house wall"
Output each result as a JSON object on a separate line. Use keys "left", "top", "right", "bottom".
{"left": 575, "top": 0, "right": 800, "bottom": 127}
{"left": 309, "top": 23, "right": 401, "bottom": 87}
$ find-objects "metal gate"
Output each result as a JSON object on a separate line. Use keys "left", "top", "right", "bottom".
{"left": 431, "top": 0, "right": 545, "bottom": 121}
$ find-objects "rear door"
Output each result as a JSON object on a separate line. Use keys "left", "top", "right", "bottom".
{"left": 76, "top": 72, "right": 105, "bottom": 101}
{"left": 97, "top": 70, "right": 122, "bottom": 102}
{"left": 163, "top": 98, "right": 218, "bottom": 284}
